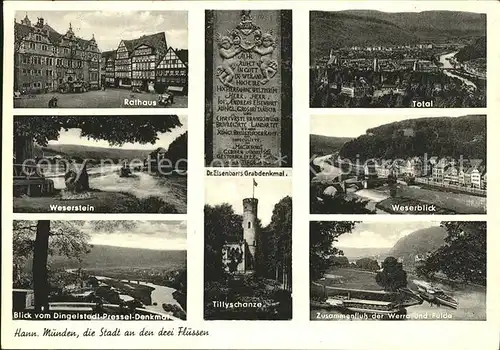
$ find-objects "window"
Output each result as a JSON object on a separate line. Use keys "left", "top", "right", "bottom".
{"left": 248, "top": 222, "right": 251, "bottom": 229}
{"left": 42, "top": 45, "right": 47, "bottom": 51}
{"left": 22, "top": 55, "right": 28, "bottom": 64}
{"left": 47, "top": 58, "right": 53, "bottom": 66}
{"left": 35, "top": 35, "right": 41, "bottom": 41}
{"left": 29, "top": 43, "right": 35, "bottom": 49}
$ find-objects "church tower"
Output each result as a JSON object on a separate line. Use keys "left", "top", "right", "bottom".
{"left": 242, "top": 197, "right": 258, "bottom": 271}
{"left": 21, "top": 13, "right": 31, "bottom": 26}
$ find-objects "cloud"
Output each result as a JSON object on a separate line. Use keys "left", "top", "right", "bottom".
{"left": 83, "top": 221, "right": 186, "bottom": 250}
{"left": 17, "top": 11, "right": 188, "bottom": 51}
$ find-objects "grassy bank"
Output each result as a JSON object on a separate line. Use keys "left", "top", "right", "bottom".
{"left": 13, "top": 189, "right": 179, "bottom": 213}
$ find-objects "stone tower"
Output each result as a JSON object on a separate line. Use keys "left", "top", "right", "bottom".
{"left": 242, "top": 197, "right": 258, "bottom": 270}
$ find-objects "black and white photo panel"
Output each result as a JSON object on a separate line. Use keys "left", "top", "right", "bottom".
{"left": 13, "top": 11, "right": 188, "bottom": 108}
{"left": 310, "top": 221, "right": 486, "bottom": 321}
{"left": 13, "top": 115, "right": 187, "bottom": 214}
{"left": 309, "top": 10, "right": 486, "bottom": 108}
{"left": 12, "top": 220, "right": 187, "bottom": 321}
{"left": 310, "top": 114, "right": 486, "bottom": 215}
{"left": 204, "top": 176, "right": 292, "bottom": 320}
{"left": 205, "top": 10, "right": 292, "bottom": 168}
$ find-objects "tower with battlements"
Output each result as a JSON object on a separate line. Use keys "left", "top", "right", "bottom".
{"left": 242, "top": 197, "right": 258, "bottom": 271}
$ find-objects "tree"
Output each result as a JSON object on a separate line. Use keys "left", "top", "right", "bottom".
{"left": 309, "top": 221, "right": 357, "bottom": 281}
{"left": 13, "top": 220, "right": 91, "bottom": 311}
{"left": 416, "top": 221, "right": 486, "bottom": 285}
{"left": 204, "top": 204, "right": 243, "bottom": 281}
{"left": 226, "top": 247, "right": 244, "bottom": 273}
{"left": 12, "top": 220, "right": 139, "bottom": 311}
{"left": 376, "top": 257, "right": 408, "bottom": 292}
{"left": 265, "top": 196, "right": 292, "bottom": 290}
{"left": 330, "top": 256, "right": 349, "bottom": 267}
{"left": 164, "top": 132, "right": 188, "bottom": 171}
{"left": 14, "top": 116, "right": 182, "bottom": 192}
{"left": 355, "top": 257, "right": 380, "bottom": 271}
{"left": 310, "top": 182, "right": 375, "bottom": 214}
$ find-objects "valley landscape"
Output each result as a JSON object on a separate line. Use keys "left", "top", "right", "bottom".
{"left": 13, "top": 220, "right": 187, "bottom": 320}
{"left": 310, "top": 221, "right": 486, "bottom": 321}
{"left": 310, "top": 114, "right": 486, "bottom": 214}
{"left": 13, "top": 116, "right": 188, "bottom": 213}
{"left": 310, "top": 10, "right": 486, "bottom": 108}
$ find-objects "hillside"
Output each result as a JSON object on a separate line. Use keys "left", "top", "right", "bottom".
{"left": 455, "top": 36, "right": 487, "bottom": 61}
{"left": 389, "top": 226, "right": 448, "bottom": 261}
{"left": 338, "top": 115, "right": 486, "bottom": 161}
{"left": 24, "top": 245, "right": 187, "bottom": 271}
{"left": 39, "top": 144, "right": 152, "bottom": 161}
{"left": 337, "top": 247, "right": 390, "bottom": 261}
{"left": 310, "top": 134, "right": 353, "bottom": 157}
{"left": 310, "top": 10, "right": 486, "bottom": 62}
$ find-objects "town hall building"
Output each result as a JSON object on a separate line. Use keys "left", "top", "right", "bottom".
{"left": 14, "top": 14, "right": 101, "bottom": 93}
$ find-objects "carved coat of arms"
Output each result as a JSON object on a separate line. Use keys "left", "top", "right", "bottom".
{"left": 216, "top": 10, "right": 278, "bottom": 87}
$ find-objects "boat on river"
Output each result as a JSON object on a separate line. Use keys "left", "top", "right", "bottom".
{"left": 119, "top": 166, "right": 139, "bottom": 178}
{"left": 412, "top": 279, "right": 458, "bottom": 309}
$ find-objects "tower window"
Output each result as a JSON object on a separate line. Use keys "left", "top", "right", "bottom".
{"left": 248, "top": 222, "right": 251, "bottom": 229}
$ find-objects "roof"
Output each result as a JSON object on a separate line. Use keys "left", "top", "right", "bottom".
{"left": 101, "top": 50, "right": 116, "bottom": 60}
{"left": 14, "top": 21, "right": 93, "bottom": 49}
{"left": 123, "top": 32, "right": 167, "bottom": 55}
{"left": 436, "top": 158, "right": 450, "bottom": 167}
{"left": 175, "top": 49, "right": 188, "bottom": 65}
{"left": 14, "top": 22, "right": 33, "bottom": 44}
{"left": 469, "top": 159, "right": 483, "bottom": 168}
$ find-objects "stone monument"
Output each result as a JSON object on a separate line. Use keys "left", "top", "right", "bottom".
{"left": 210, "top": 10, "right": 283, "bottom": 167}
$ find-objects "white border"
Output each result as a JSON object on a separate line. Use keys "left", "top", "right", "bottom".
{"left": 2, "top": 1, "right": 500, "bottom": 350}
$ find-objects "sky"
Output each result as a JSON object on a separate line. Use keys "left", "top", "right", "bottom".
{"left": 205, "top": 177, "right": 292, "bottom": 226}
{"left": 48, "top": 115, "right": 187, "bottom": 150}
{"left": 16, "top": 11, "right": 188, "bottom": 51}
{"left": 80, "top": 220, "right": 187, "bottom": 251}
{"left": 310, "top": 114, "right": 465, "bottom": 138}
{"left": 336, "top": 222, "right": 441, "bottom": 249}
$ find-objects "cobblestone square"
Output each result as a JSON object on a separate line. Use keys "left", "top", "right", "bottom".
{"left": 14, "top": 88, "right": 188, "bottom": 108}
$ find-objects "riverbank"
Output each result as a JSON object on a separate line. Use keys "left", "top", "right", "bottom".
{"left": 310, "top": 267, "right": 486, "bottom": 321}
{"left": 13, "top": 189, "right": 179, "bottom": 213}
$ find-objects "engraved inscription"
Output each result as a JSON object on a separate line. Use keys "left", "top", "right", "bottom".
{"left": 212, "top": 10, "right": 282, "bottom": 167}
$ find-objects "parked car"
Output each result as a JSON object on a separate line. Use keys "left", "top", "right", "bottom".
{"left": 158, "top": 93, "right": 174, "bottom": 106}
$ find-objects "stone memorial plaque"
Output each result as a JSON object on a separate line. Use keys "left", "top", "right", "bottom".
{"left": 211, "top": 10, "right": 282, "bottom": 167}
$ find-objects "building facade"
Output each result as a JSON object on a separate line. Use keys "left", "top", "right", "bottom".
{"left": 14, "top": 15, "right": 100, "bottom": 93}
{"left": 156, "top": 48, "right": 188, "bottom": 94}
{"left": 102, "top": 32, "right": 171, "bottom": 92}
{"left": 114, "top": 40, "right": 132, "bottom": 88}
{"left": 101, "top": 50, "right": 115, "bottom": 87}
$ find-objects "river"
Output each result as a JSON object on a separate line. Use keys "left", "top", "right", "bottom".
{"left": 312, "top": 272, "right": 486, "bottom": 321}
{"left": 65, "top": 270, "right": 182, "bottom": 314}
{"left": 312, "top": 155, "right": 388, "bottom": 213}
{"left": 439, "top": 51, "right": 477, "bottom": 89}
{"left": 44, "top": 165, "right": 186, "bottom": 212}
